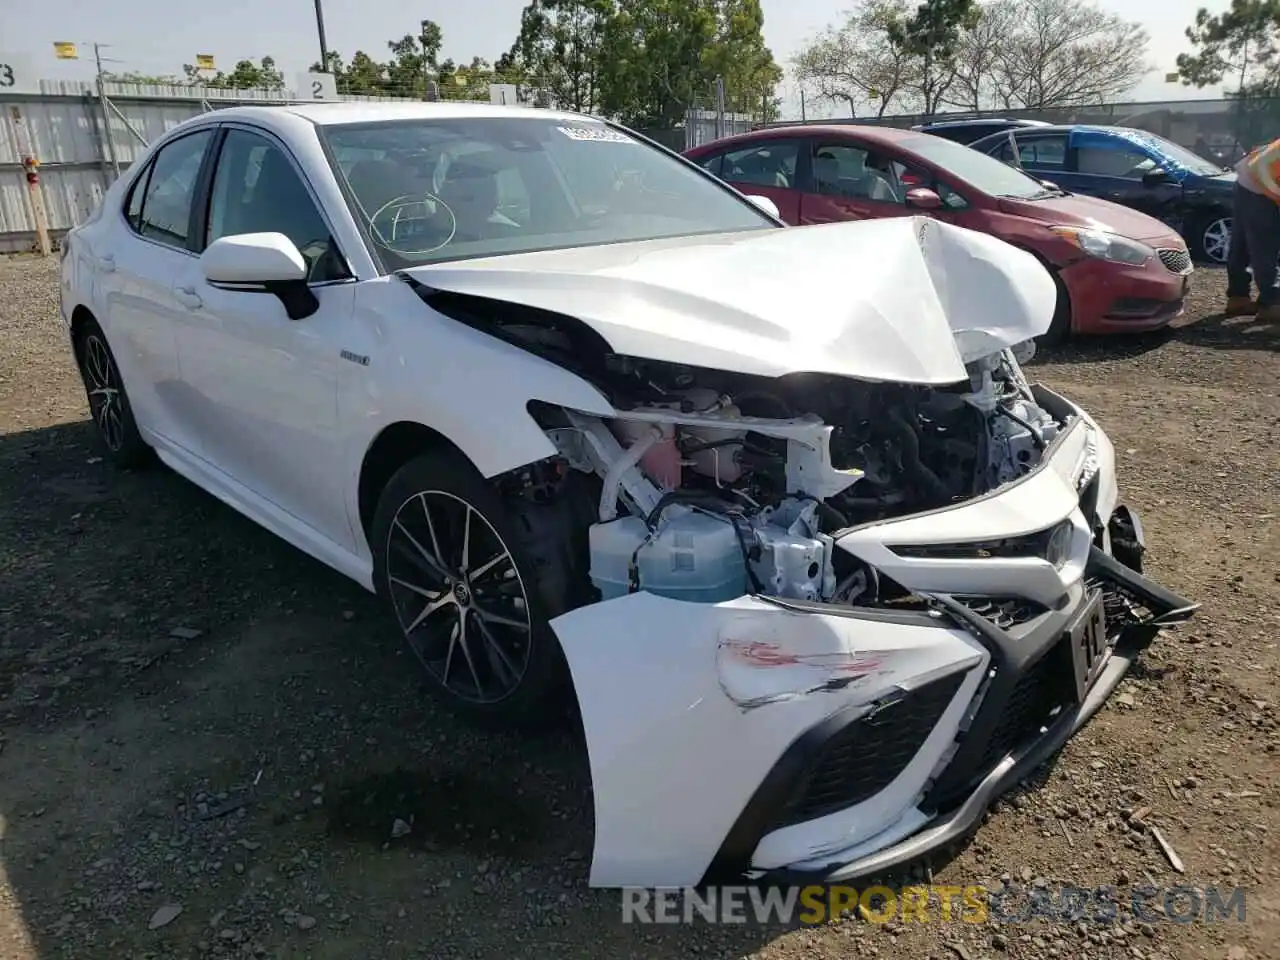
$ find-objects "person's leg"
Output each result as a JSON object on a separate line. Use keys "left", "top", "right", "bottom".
{"left": 1249, "top": 199, "right": 1280, "bottom": 320}
{"left": 1226, "top": 184, "right": 1256, "bottom": 315}
{"left": 1245, "top": 190, "right": 1280, "bottom": 319}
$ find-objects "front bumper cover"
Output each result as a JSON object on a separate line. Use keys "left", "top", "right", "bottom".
{"left": 744, "top": 535, "right": 1197, "bottom": 886}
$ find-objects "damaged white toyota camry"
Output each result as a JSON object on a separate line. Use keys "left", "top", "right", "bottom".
{"left": 59, "top": 102, "right": 1197, "bottom": 890}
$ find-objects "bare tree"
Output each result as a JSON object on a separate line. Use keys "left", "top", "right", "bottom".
{"left": 986, "top": 0, "right": 1150, "bottom": 109}
{"left": 792, "top": 0, "right": 917, "bottom": 117}
{"left": 945, "top": 1, "right": 1015, "bottom": 110}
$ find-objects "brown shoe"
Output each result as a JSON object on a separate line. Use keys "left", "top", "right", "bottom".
{"left": 1256, "top": 303, "right": 1280, "bottom": 323}
{"left": 1225, "top": 296, "right": 1258, "bottom": 317}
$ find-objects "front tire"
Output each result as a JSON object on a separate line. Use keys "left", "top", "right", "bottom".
{"left": 75, "top": 318, "right": 151, "bottom": 469}
{"left": 1189, "top": 212, "right": 1231, "bottom": 264}
{"left": 369, "top": 450, "right": 570, "bottom": 727}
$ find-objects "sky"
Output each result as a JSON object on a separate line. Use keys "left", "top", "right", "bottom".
{"left": 5, "top": 0, "right": 1232, "bottom": 117}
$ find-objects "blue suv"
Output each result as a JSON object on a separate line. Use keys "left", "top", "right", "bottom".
{"left": 970, "top": 124, "right": 1237, "bottom": 263}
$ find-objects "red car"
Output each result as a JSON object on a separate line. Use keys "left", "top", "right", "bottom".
{"left": 684, "top": 126, "right": 1193, "bottom": 338}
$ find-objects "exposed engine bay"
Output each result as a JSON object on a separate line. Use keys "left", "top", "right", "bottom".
{"left": 505, "top": 339, "right": 1069, "bottom": 611}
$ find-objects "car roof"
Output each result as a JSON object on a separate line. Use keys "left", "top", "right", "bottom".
{"left": 688, "top": 124, "right": 927, "bottom": 152}
{"left": 920, "top": 118, "right": 1050, "bottom": 128}
{"left": 164, "top": 101, "right": 599, "bottom": 137}
{"left": 970, "top": 123, "right": 1144, "bottom": 144}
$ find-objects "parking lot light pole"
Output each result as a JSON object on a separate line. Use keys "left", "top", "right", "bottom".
{"left": 314, "top": 0, "right": 329, "bottom": 68}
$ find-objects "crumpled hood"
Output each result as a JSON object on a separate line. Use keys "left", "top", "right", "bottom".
{"left": 402, "top": 216, "right": 1056, "bottom": 385}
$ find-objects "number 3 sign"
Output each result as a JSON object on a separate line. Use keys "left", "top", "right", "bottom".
{"left": 0, "top": 54, "right": 39, "bottom": 94}
{"left": 296, "top": 72, "right": 337, "bottom": 101}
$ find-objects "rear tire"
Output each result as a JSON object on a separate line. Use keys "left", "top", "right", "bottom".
{"left": 369, "top": 450, "right": 571, "bottom": 728}
{"left": 74, "top": 318, "right": 151, "bottom": 469}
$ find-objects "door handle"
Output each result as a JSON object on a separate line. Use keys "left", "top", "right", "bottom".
{"left": 93, "top": 252, "right": 115, "bottom": 273}
{"left": 174, "top": 285, "right": 203, "bottom": 310}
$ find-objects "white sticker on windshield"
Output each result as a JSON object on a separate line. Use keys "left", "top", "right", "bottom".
{"left": 556, "top": 125, "right": 633, "bottom": 143}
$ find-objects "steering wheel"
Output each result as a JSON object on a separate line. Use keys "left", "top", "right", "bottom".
{"left": 368, "top": 193, "right": 458, "bottom": 256}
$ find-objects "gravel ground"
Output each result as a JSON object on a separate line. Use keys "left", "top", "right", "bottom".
{"left": 0, "top": 253, "right": 1278, "bottom": 960}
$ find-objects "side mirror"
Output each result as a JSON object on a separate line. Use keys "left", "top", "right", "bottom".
{"left": 905, "top": 187, "right": 943, "bottom": 210}
{"left": 1040, "top": 179, "right": 1060, "bottom": 191}
{"left": 200, "top": 232, "right": 318, "bottom": 321}
{"left": 1142, "top": 168, "right": 1175, "bottom": 187}
{"left": 745, "top": 195, "right": 781, "bottom": 219}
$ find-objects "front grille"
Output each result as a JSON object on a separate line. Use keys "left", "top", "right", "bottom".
{"left": 1157, "top": 248, "right": 1192, "bottom": 274}
{"left": 1086, "top": 572, "right": 1152, "bottom": 633}
{"left": 953, "top": 596, "right": 1044, "bottom": 630}
{"left": 972, "top": 639, "right": 1076, "bottom": 773}
{"left": 773, "top": 670, "right": 967, "bottom": 828}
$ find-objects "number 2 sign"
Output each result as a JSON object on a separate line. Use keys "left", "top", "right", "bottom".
{"left": 0, "top": 53, "right": 39, "bottom": 95}
{"left": 296, "top": 72, "right": 337, "bottom": 101}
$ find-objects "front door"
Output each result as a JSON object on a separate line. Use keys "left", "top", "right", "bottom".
{"left": 1069, "top": 139, "right": 1183, "bottom": 224}
{"left": 798, "top": 141, "right": 914, "bottom": 224}
{"left": 170, "top": 124, "right": 359, "bottom": 551}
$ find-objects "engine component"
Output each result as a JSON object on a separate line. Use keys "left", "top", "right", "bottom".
{"left": 749, "top": 499, "right": 837, "bottom": 601}
{"left": 588, "top": 509, "right": 748, "bottom": 603}
{"left": 613, "top": 419, "right": 682, "bottom": 489}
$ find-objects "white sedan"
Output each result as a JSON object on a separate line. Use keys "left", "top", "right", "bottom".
{"left": 58, "top": 101, "right": 1196, "bottom": 889}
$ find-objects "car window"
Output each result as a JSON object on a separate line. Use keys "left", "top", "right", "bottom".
{"left": 902, "top": 134, "right": 1053, "bottom": 200}
{"left": 693, "top": 152, "right": 724, "bottom": 177}
{"left": 1076, "top": 144, "right": 1157, "bottom": 179}
{"left": 1015, "top": 136, "right": 1067, "bottom": 168}
{"left": 205, "top": 128, "right": 349, "bottom": 283}
{"left": 936, "top": 181, "right": 970, "bottom": 210}
{"left": 124, "top": 161, "right": 152, "bottom": 231}
{"left": 135, "top": 130, "right": 213, "bottom": 249}
{"left": 812, "top": 144, "right": 903, "bottom": 203}
{"left": 718, "top": 142, "right": 799, "bottom": 189}
{"left": 319, "top": 117, "right": 776, "bottom": 271}
{"left": 889, "top": 159, "right": 969, "bottom": 210}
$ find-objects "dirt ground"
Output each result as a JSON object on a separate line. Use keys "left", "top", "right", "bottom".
{"left": 0, "top": 253, "right": 1277, "bottom": 960}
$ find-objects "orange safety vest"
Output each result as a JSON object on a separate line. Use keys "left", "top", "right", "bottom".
{"left": 1244, "top": 138, "right": 1280, "bottom": 203}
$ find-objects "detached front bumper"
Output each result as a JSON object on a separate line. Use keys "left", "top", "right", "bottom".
{"left": 551, "top": 401, "right": 1197, "bottom": 890}
{"left": 752, "top": 541, "right": 1197, "bottom": 885}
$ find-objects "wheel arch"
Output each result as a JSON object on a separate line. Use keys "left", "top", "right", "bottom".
{"left": 357, "top": 421, "right": 469, "bottom": 538}
{"left": 69, "top": 304, "right": 98, "bottom": 358}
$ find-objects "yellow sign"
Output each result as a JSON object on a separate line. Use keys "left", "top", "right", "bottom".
{"left": 195, "top": 54, "right": 216, "bottom": 71}
{"left": 53, "top": 41, "right": 79, "bottom": 60}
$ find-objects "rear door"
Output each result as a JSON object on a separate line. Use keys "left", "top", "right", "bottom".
{"left": 97, "top": 127, "right": 216, "bottom": 452}
{"left": 691, "top": 139, "right": 803, "bottom": 222}
{"left": 798, "top": 139, "right": 911, "bottom": 224}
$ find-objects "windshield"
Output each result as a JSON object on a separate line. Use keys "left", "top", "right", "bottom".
{"left": 904, "top": 134, "right": 1055, "bottom": 199}
{"left": 1112, "top": 128, "right": 1228, "bottom": 176}
{"left": 320, "top": 116, "right": 776, "bottom": 269}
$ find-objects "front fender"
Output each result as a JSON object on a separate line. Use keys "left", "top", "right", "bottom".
{"left": 349, "top": 277, "right": 615, "bottom": 479}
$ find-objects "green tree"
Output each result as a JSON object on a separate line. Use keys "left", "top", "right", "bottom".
{"left": 1178, "top": 0, "right": 1280, "bottom": 95}
{"left": 886, "top": 0, "right": 975, "bottom": 114}
{"left": 188, "top": 56, "right": 286, "bottom": 90}
{"left": 703, "top": 0, "right": 784, "bottom": 120}
{"left": 598, "top": 0, "right": 720, "bottom": 127}
{"left": 507, "top": 0, "right": 615, "bottom": 112}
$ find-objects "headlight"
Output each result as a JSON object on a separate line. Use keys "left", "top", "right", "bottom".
{"left": 1045, "top": 520, "right": 1074, "bottom": 569}
{"left": 1050, "top": 226, "right": 1153, "bottom": 266}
